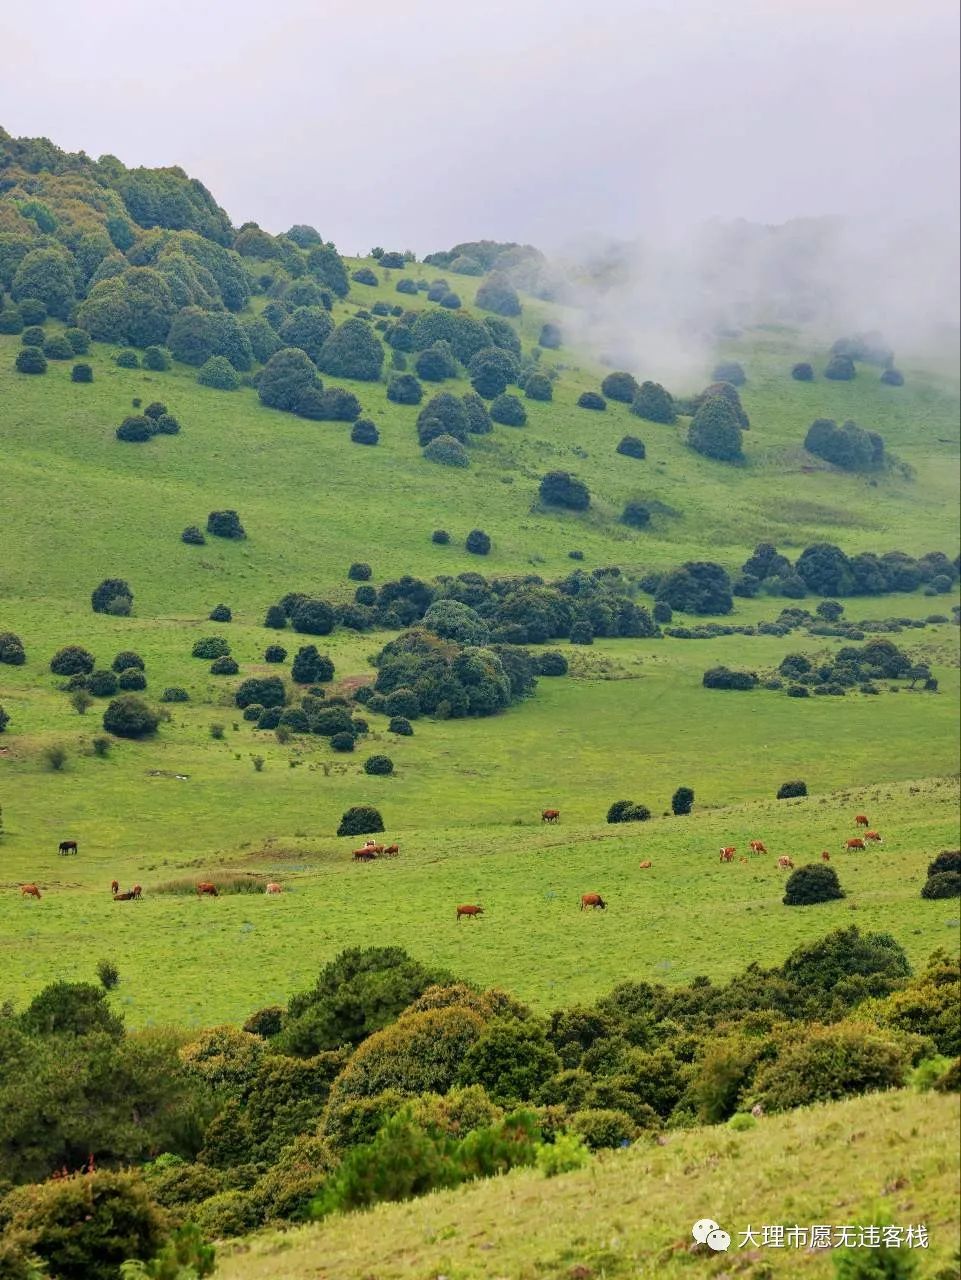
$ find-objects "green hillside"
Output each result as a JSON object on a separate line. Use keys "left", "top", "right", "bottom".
{"left": 217, "top": 1088, "right": 961, "bottom": 1280}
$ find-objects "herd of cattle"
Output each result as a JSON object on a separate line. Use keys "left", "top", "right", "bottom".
{"left": 17, "top": 810, "right": 889, "bottom": 914}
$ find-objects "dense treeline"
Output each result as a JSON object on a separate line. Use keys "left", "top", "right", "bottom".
{"left": 0, "top": 932, "right": 955, "bottom": 1274}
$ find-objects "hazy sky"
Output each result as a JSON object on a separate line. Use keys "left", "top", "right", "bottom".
{"left": 1, "top": 0, "right": 958, "bottom": 255}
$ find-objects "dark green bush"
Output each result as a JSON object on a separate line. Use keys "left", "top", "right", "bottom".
{"left": 688, "top": 396, "right": 743, "bottom": 461}
{"left": 536, "top": 651, "right": 568, "bottom": 676}
{"left": 432, "top": 529, "right": 451, "bottom": 545}
{"left": 577, "top": 391, "right": 606, "bottom": 411}
{"left": 791, "top": 361, "right": 814, "bottom": 381}
{"left": 192, "top": 636, "right": 230, "bottom": 660}
{"left": 22, "top": 325, "right": 46, "bottom": 346}
{"left": 489, "top": 393, "right": 526, "bottom": 426}
{"left": 783, "top": 863, "right": 845, "bottom": 905}
{"left": 71, "top": 362, "right": 93, "bottom": 382}
{"left": 364, "top": 755, "right": 394, "bottom": 776}
{"left": 621, "top": 501, "right": 650, "bottom": 528}
{"left": 538, "top": 322, "right": 562, "bottom": 349}
{"left": 616, "top": 435, "right": 646, "bottom": 459}
{"left": 258, "top": 347, "right": 319, "bottom": 411}
{"left": 117, "top": 667, "right": 147, "bottom": 691}
{"left": 143, "top": 345, "right": 172, "bottom": 370}
{"left": 712, "top": 361, "right": 745, "bottom": 386}
{"left": 424, "top": 434, "right": 470, "bottom": 467}
{"left": 43, "top": 334, "right": 75, "bottom": 360}
{"left": 416, "top": 342, "right": 458, "bottom": 382}
{"left": 103, "top": 695, "right": 160, "bottom": 738}
{"left": 600, "top": 371, "right": 638, "bottom": 403}
{"left": 880, "top": 368, "right": 904, "bottom": 387}
{"left": 348, "top": 563, "right": 372, "bottom": 581}
{"left": 316, "top": 318, "right": 384, "bottom": 381}
{"left": 278, "top": 306, "right": 335, "bottom": 362}
{"left": 465, "top": 529, "right": 491, "bottom": 556}
{"left": 210, "top": 656, "right": 239, "bottom": 675}
{"left": 337, "top": 806, "right": 385, "bottom": 837}
{"left": 292, "top": 599, "right": 335, "bottom": 635}
{"left": 116, "top": 415, "right": 154, "bottom": 443}
{"left": 777, "top": 779, "right": 808, "bottom": 798}
{"left": 207, "top": 510, "right": 246, "bottom": 539}
{"left": 329, "top": 732, "right": 355, "bottom": 752}
{"left": 524, "top": 372, "right": 552, "bottom": 401}
{"left": 50, "top": 645, "right": 96, "bottom": 676}
{"left": 291, "top": 645, "right": 334, "bottom": 684}
{"left": 631, "top": 381, "right": 675, "bottom": 423}
{"left": 257, "top": 706, "right": 283, "bottom": 730}
{"left": 209, "top": 604, "right": 232, "bottom": 622}
{"left": 351, "top": 419, "right": 379, "bottom": 445}
{"left": 87, "top": 668, "right": 119, "bottom": 697}
{"left": 116, "top": 349, "right": 140, "bottom": 368}
{"left": 264, "top": 645, "right": 287, "bottom": 663}
{"left": 235, "top": 677, "right": 286, "bottom": 709}
{"left": 569, "top": 1108, "right": 638, "bottom": 1150}
{"left": 387, "top": 373, "right": 423, "bottom": 405}
{"left": 475, "top": 273, "right": 521, "bottom": 316}
{"left": 539, "top": 471, "right": 589, "bottom": 510}
{"left": 824, "top": 354, "right": 856, "bottom": 380}
{"left": 181, "top": 525, "right": 205, "bottom": 544}
{"left": 15, "top": 346, "right": 47, "bottom": 374}
{"left": 197, "top": 355, "right": 240, "bottom": 390}
{"left": 383, "top": 687, "right": 420, "bottom": 719}
{"left": 671, "top": 786, "right": 694, "bottom": 815}
{"left": 702, "top": 665, "right": 757, "bottom": 690}
{"left": 606, "top": 799, "right": 651, "bottom": 823}
{"left": 388, "top": 716, "right": 413, "bottom": 735}
{"left": 417, "top": 393, "right": 470, "bottom": 445}
{"left": 921, "top": 872, "right": 961, "bottom": 899}
{"left": 462, "top": 392, "right": 492, "bottom": 435}
{"left": 160, "top": 687, "right": 189, "bottom": 702}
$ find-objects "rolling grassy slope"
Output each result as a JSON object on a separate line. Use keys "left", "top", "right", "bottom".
{"left": 216, "top": 1088, "right": 961, "bottom": 1280}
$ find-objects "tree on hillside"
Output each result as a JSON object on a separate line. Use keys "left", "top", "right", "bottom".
{"left": 279, "top": 306, "right": 335, "bottom": 363}
{"left": 655, "top": 562, "right": 733, "bottom": 615}
{"left": 475, "top": 272, "right": 521, "bottom": 317}
{"left": 600, "top": 371, "right": 638, "bottom": 403}
{"left": 11, "top": 247, "right": 76, "bottom": 319}
{"left": 316, "top": 319, "right": 383, "bottom": 381}
{"left": 539, "top": 471, "right": 590, "bottom": 510}
{"left": 687, "top": 396, "right": 743, "bottom": 462}
{"left": 468, "top": 346, "right": 518, "bottom": 398}
{"left": 258, "top": 347, "right": 319, "bottom": 411}
{"left": 417, "top": 393, "right": 470, "bottom": 445}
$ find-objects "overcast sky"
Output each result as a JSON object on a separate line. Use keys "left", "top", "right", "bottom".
{"left": 1, "top": 0, "right": 958, "bottom": 255}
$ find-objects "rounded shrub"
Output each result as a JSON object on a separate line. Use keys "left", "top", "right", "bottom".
{"left": 631, "top": 381, "right": 676, "bottom": 423}
{"left": 791, "top": 361, "right": 814, "bottom": 381}
{"left": 264, "top": 645, "right": 287, "bottom": 663}
{"left": 607, "top": 799, "right": 651, "bottom": 823}
{"left": 824, "top": 354, "right": 856, "bottom": 381}
{"left": 330, "top": 731, "right": 355, "bottom": 752}
{"left": 198, "top": 355, "right": 240, "bottom": 390}
{"left": 570, "top": 1108, "right": 638, "bottom": 1150}
{"left": 616, "top": 435, "right": 646, "bottom": 459}
{"left": 364, "top": 754, "right": 394, "bottom": 776}
{"left": 538, "top": 322, "right": 562, "bottom": 349}
{"left": 539, "top": 470, "right": 590, "bottom": 510}
{"left": 292, "top": 599, "right": 335, "bottom": 635}
{"left": 688, "top": 396, "right": 743, "bottom": 461}
{"left": 143, "top": 345, "right": 172, "bottom": 371}
{"left": 577, "top": 390, "right": 606, "bottom": 411}
{"left": 115, "top": 349, "right": 140, "bottom": 368}
{"left": 181, "top": 525, "right": 205, "bottom": 544}
{"left": 160, "top": 687, "right": 189, "bottom": 702}
{"left": 432, "top": 529, "right": 451, "bottom": 545}
{"left": 570, "top": 620, "right": 593, "bottom": 645}
{"left": 242, "top": 703, "right": 264, "bottom": 722}
{"left": 783, "top": 863, "right": 845, "bottom": 906}
{"left": 103, "top": 694, "right": 160, "bottom": 738}
{"left": 207, "top": 509, "right": 246, "bottom": 539}
{"left": 116, "top": 415, "right": 154, "bottom": 442}
{"left": 43, "top": 334, "right": 74, "bottom": 360}
{"left": 50, "top": 645, "right": 95, "bottom": 676}
{"left": 71, "top": 362, "right": 93, "bottom": 382}
{"left": 18, "top": 298, "right": 47, "bottom": 326}
{"left": 337, "top": 805, "right": 385, "bottom": 837}
{"left": 112, "top": 652, "right": 148, "bottom": 676}
{"left": 15, "top": 346, "right": 47, "bottom": 374}
{"left": 489, "top": 393, "right": 526, "bottom": 426}
{"left": 354, "top": 585, "right": 376, "bottom": 606}
{"left": 22, "top": 326, "right": 46, "bottom": 346}
{"left": 351, "top": 418, "right": 379, "bottom": 445}
{"left": 652, "top": 600, "right": 672, "bottom": 624}
{"left": 192, "top": 636, "right": 230, "bottom": 660}
{"left": 388, "top": 716, "right": 413, "bottom": 735}
{"left": 880, "top": 368, "right": 904, "bottom": 387}
{"left": 777, "top": 779, "right": 808, "bottom": 799}
{"left": 0, "top": 306, "right": 24, "bottom": 334}
{"left": 524, "top": 372, "right": 553, "bottom": 401}
{"left": 671, "top": 786, "right": 695, "bottom": 815}
{"left": 465, "top": 529, "right": 491, "bottom": 556}
{"left": 258, "top": 347, "right": 319, "bottom": 411}
{"left": 536, "top": 651, "right": 568, "bottom": 676}
{"left": 383, "top": 687, "right": 420, "bottom": 719}
{"left": 257, "top": 706, "right": 283, "bottom": 730}
{"left": 416, "top": 343, "right": 457, "bottom": 382}
{"left": 621, "top": 501, "right": 651, "bottom": 528}
{"left": 87, "top": 669, "right": 119, "bottom": 697}
{"left": 210, "top": 656, "right": 239, "bottom": 675}
{"left": 387, "top": 373, "right": 423, "bottom": 405}
{"left": 236, "top": 676, "right": 286, "bottom": 709}
{"left": 921, "top": 872, "right": 961, "bottom": 899}
{"left": 117, "top": 667, "right": 147, "bottom": 691}
{"left": 423, "top": 433, "right": 470, "bottom": 467}
{"left": 600, "top": 371, "right": 638, "bottom": 403}
{"left": 712, "top": 361, "right": 745, "bottom": 386}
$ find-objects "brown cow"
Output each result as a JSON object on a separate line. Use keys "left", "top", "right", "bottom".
{"left": 58, "top": 840, "right": 78, "bottom": 856}
{"left": 844, "top": 838, "right": 866, "bottom": 851}
{"left": 265, "top": 882, "right": 282, "bottom": 894}
{"left": 131, "top": 884, "right": 142, "bottom": 899}
{"left": 110, "top": 879, "right": 119, "bottom": 895}
{"left": 855, "top": 814, "right": 870, "bottom": 827}
{"left": 749, "top": 840, "right": 767, "bottom": 855}
{"left": 353, "top": 849, "right": 377, "bottom": 862}
{"left": 456, "top": 904, "right": 484, "bottom": 921}
{"left": 639, "top": 860, "right": 652, "bottom": 869}
{"left": 865, "top": 830, "right": 883, "bottom": 843}
{"left": 113, "top": 890, "right": 137, "bottom": 901}
{"left": 196, "top": 882, "right": 218, "bottom": 897}
{"left": 20, "top": 884, "right": 41, "bottom": 899}
{"left": 821, "top": 850, "right": 831, "bottom": 862}
{"left": 542, "top": 809, "right": 560, "bottom": 823}
{"left": 776, "top": 856, "right": 794, "bottom": 870}
{"left": 580, "top": 893, "right": 607, "bottom": 910}
{"left": 719, "top": 848, "right": 735, "bottom": 863}
{"left": 383, "top": 844, "right": 400, "bottom": 857}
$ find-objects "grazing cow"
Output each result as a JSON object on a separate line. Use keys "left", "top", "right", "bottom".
{"left": 776, "top": 856, "right": 794, "bottom": 870}
{"left": 353, "top": 849, "right": 377, "bottom": 862}
{"left": 20, "top": 884, "right": 41, "bottom": 899}
{"left": 131, "top": 884, "right": 142, "bottom": 899}
{"left": 362, "top": 839, "right": 378, "bottom": 848}
{"left": 456, "top": 904, "right": 484, "bottom": 921}
{"left": 383, "top": 844, "right": 400, "bottom": 857}
{"left": 639, "top": 860, "right": 652, "bottom": 869}
{"left": 265, "top": 882, "right": 282, "bottom": 894}
{"left": 865, "top": 830, "right": 883, "bottom": 843}
{"left": 196, "top": 882, "right": 218, "bottom": 897}
{"left": 580, "top": 893, "right": 607, "bottom": 910}
{"left": 855, "top": 815, "right": 870, "bottom": 827}
{"left": 749, "top": 840, "right": 767, "bottom": 855}
{"left": 719, "top": 848, "right": 735, "bottom": 863}
{"left": 110, "top": 879, "right": 119, "bottom": 895}
{"left": 58, "top": 840, "right": 77, "bottom": 856}
{"left": 821, "top": 850, "right": 831, "bottom": 862}
{"left": 541, "top": 809, "right": 560, "bottom": 824}
{"left": 844, "top": 838, "right": 866, "bottom": 851}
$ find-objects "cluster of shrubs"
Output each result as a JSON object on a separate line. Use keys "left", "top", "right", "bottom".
{"left": 115, "top": 400, "right": 182, "bottom": 443}
{"left": 789, "top": 334, "right": 904, "bottom": 386}
{"left": 804, "top": 417, "right": 885, "bottom": 471}
{"left": 13, "top": 323, "right": 93, "bottom": 376}
{"left": 1, "top": 929, "right": 953, "bottom": 1265}
{"left": 732, "top": 541, "right": 958, "bottom": 601}
{"left": 773, "top": 639, "right": 932, "bottom": 698}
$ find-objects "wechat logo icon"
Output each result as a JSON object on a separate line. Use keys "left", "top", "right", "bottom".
{"left": 692, "top": 1219, "right": 731, "bottom": 1252}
